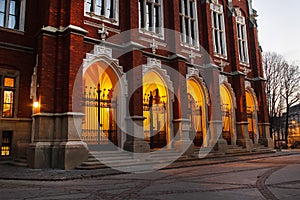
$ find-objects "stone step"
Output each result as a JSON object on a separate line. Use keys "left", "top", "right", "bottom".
{"left": 92, "top": 155, "right": 133, "bottom": 161}
{"left": 9, "top": 158, "right": 28, "bottom": 167}
{"left": 76, "top": 163, "right": 107, "bottom": 170}
{"left": 90, "top": 151, "right": 131, "bottom": 157}
{"left": 252, "top": 145, "right": 274, "bottom": 153}
{"left": 227, "top": 145, "right": 244, "bottom": 149}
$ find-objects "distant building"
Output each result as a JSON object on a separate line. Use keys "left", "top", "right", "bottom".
{"left": 0, "top": 0, "right": 272, "bottom": 169}
{"left": 277, "top": 104, "right": 300, "bottom": 148}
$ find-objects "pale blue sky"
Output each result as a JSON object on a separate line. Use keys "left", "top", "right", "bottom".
{"left": 252, "top": 0, "right": 300, "bottom": 63}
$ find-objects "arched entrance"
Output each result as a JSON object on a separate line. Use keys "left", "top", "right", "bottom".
{"left": 246, "top": 89, "right": 259, "bottom": 144}
{"left": 187, "top": 79, "right": 207, "bottom": 147}
{"left": 82, "top": 61, "right": 121, "bottom": 147}
{"left": 143, "top": 71, "right": 169, "bottom": 149}
{"left": 220, "top": 84, "right": 236, "bottom": 145}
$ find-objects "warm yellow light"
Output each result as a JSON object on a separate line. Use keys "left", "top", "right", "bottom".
{"left": 292, "top": 120, "right": 296, "bottom": 125}
{"left": 33, "top": 101, "right": 39, "bottom": 109}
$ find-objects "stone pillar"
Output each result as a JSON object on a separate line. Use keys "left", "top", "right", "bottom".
{"left": 258, "top": 123, "right": 274, "bottom": 148}
{"left": 170, "top": 59, "right": 194, "bottom": 156}
{"left": 231, "top": 73, "right": 253, "bottom": 151}
{"left": 173, "top": 119, "right": 194, "bottom": 156}
{"left": 27, "top": 113, "right": 88, "bottom": 169}
{"left": 122, "top": 49, "right": 150, "bottom": 156}
{"left": 123, "top": 116, "right": 150, "bottom": 159}
{"left": 203, "top": 64, "right": 227, "bottom": 153}
{"left": 254, "top": 79, "right": 274, "bottom": 148}
{"left": 208, "top": 120, "right": 227, "bottom": 153}
{"left": 236, "top": 122, "right": 253, "bottom": 151}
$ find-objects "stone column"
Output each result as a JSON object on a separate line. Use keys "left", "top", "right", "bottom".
{"left": 122, "top": 50, "right": 150, "bottom": 155}
{"left": 254, "top": 78, "right": 274, "bottom": 148}
{"left": 232, "top": 73, "right": 253, "bottom": 151}
{"left": 170, "top": 58, "right": 194, "bottom": 156}
{"left": 27, "top": 113, "right": 88, "bottom": 169}
{"left": 202, "top": 64, "right": 227, "bottom": 153}
{"left": 27, "top": 0, "right": 89, "bottom": 168}
{"left": 123, "top": 116, "right": 150, "bottom": 159}
{"left": 173, "top": 119, "right": 194, "bottom": 156}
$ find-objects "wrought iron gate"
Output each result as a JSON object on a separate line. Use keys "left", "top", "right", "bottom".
{"left": 188, "top": 94, "right": 203, "bottom": 147}
{"left": 143, "top": 89, "right": 167, "bottom": 149}
{"left": 222, "top": 104, "right": 231, "bottom": 144}
{"left": 247, "top": 109, "right": 254, "bottom": 143}
{"left": 82, "top": 84, "right": 118, "bottom": 145}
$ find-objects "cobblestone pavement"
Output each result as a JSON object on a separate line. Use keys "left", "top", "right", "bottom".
{"left": 0, "top": 151, "right": 300, "bottom": 199}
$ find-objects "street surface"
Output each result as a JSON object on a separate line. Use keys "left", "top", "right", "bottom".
{"left": 1, "top": 151, "right": 300, "bottom": 199}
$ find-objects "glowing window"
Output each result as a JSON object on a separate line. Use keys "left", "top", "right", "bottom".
{"left": 1, "top": 131, "right": 12, "bottom": 156}
{"left": 0, "top": 70, "right": 18, "bottom": 118}
{"left": 4, "top": 77, "right": 14, "bottom": 87}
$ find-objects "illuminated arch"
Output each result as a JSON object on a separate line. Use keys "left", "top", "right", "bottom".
{"left": 220, "top": 83, "right": 237, "bottom": 145}
{"left": 245, "top": 87, "right": 259, "bottom": 144}
{"left": 81, "top": 45, "right": 127, "bottom": 148}
{"left": 187, "top": 77, "right": 209, "bottom": 147}
{"left": 143, "top": 59, "right": 173, "bottom": 149}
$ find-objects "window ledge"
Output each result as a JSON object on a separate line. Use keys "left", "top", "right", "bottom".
{"left": 213, "top": 53, "right": 227, "bottom": 59}
{"left": 139, "top": 28, "right": 164, "bottom": 40}
{"left": 180, "top": 42, "right": 200, "bottom": 51}
{"left": 0, "top": 27, "right": 24, "bottom": 35}
{"left": 84, "top": 12, "right": 118, "bottom": 25}
{"left": 239, "top": 61, "right": 250, "bottom": 67}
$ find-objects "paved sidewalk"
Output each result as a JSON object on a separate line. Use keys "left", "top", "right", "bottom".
{"left": 0, "top": 150, "right": 299, "bottom": 181}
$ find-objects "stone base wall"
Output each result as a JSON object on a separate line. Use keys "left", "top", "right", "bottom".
{"left": 0, "top": 118, "right": 32, "bottom": 160}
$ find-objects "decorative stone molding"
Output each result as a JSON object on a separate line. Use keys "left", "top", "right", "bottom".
{"left": 245, "top": 80, "right": 251, "bottom": 88}
{"left": 146, "top": 57, "right": 162, "bottom": 68}
{"left": 220, "top": 81, "right": 237, "bottom": 109}
{"left": 245, "top": 86, "right": 259, "bottom": 111}
{"left": 143, "top": 58, "right": 174, "bottom": 101}
{"left": 187, "top": 67, "right": 211, "bottom": 106}
{"left": 219, "top": 74, "right": 228, "bottom": 85}
{"left": 83, "top": 45, "right": 122, "bottom": 76}
{"left": 82, "top": 44, "right": 128, "bottom": 97}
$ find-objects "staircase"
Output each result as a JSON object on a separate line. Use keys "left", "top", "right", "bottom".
{"left": 76, "top": 148, "right": 183, "bottom": 171}
{"left": 9, "top": 157, "right": 28, "bottom": 167}
{"left": 193, "top": 147, "right": 225, "bottom": 158}
{"left": 226, "top": 145, "right": 248, "bottom": 154}
{"left": 252, "top": 144, "right": 275, "bottom": 153}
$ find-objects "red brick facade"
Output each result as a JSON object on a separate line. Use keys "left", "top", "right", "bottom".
{"left": 0, "top": 0, "right": 272, "bottom": 168}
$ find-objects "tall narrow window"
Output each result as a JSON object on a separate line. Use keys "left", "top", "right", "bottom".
{"left": 236, "top": 10, "right": 249, "bottom": 63}
{"left": 179, "top": 0, "right": 199, "bottom": 47}
{"left": 84, "top": 0, "right": 118, "bottom": 23}
{"left": 211, "top": 1, "right": 227, "bottom": 56}
{"left": 0, "top": 69, "right": 18, "bottom": 118}
{"left": 0, "top": 0, "right": 25, "bottom": 31}
{"left": 139, "top": 0, "right": 163, "bottom": 35}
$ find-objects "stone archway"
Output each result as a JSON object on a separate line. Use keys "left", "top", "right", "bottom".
{"left": 142, "top": 58, "right": 174, "bottom": 149}
{"left": 220, "top": 83, "right": 237, "bottom": 145}
{"left": 245, "top": 88, "right": 259, "bottom": 144}
{"left": 82, "top": 45, "right": 127, "bottom": 149}
{"left": 186, "top": 77, "right": 209, "bottom": 147}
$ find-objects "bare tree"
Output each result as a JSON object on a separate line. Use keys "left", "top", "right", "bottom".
{"left": 263, "top": 52, "right": 285, "bottom": 119}
{"left": 263, "top": 52, "right": 300, "bottom": 146}
{"left": 281, "top": 63, "right": 300, "bottom": 144}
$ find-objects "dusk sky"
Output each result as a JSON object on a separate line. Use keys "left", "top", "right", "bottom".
{"left": 252, "top": 0, "right": 300, "bottom": 64}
